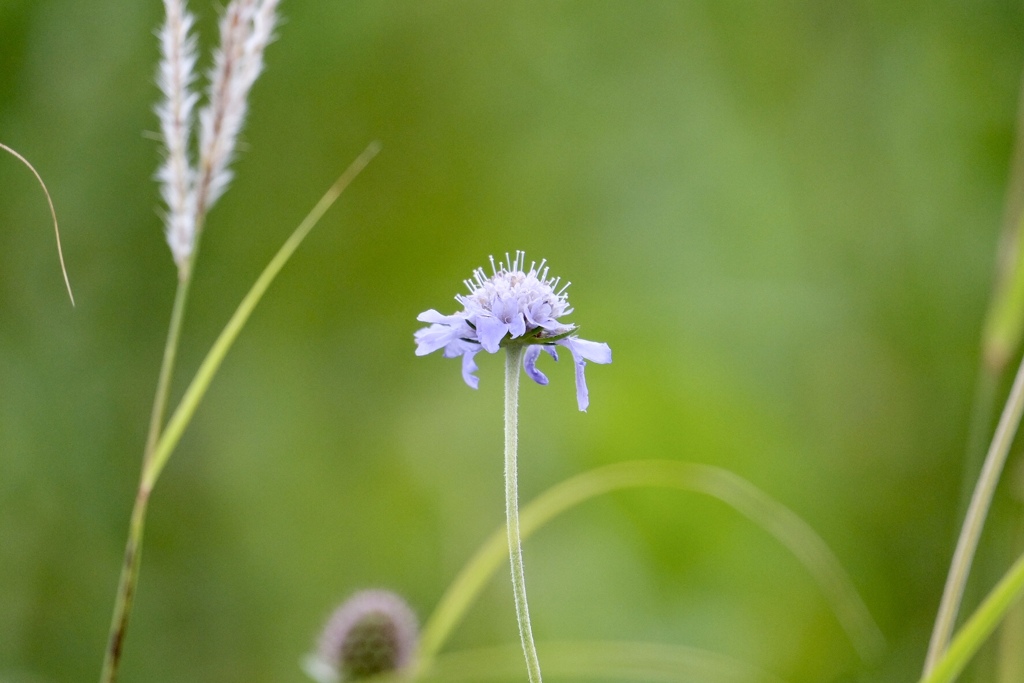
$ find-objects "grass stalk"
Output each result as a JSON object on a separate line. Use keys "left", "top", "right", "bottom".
{"left": 142, "top": 275, "right": 192, "bottom": 468}
{"left": 924, "top": 350, "right": 1024, "bottom": 675}
{"left": 504, "top": 344, "right": 544, "bottom": 683}
{"left": 99, "top": 143, "right": 377, "bottom": 683}
{"left": 997, "top": 496, "right": 1024, "bottom": 683}
{"left": 99, "top": 487, "right": 152, "bottom": 683}
{"left": 101, "top": 251, "right": 196, "bottom": 683}
{"left": 920, "top": 550, "right": 1024, "bottom": 683}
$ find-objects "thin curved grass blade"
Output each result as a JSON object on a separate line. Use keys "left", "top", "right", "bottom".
{"left": 920, "top": 551, "right": 1024, "bottom": 683}
{"left": 1, "top": 142, "right": 74, "bottom": 305}
{"left": 417, "top": 460, "right": 884, "bottom": 668}
{"left": 142, "top": 141, "right": 379, "bottom": 491}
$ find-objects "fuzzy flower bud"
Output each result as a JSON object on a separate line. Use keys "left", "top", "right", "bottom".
{"left": 304, "top": 590, "right": 419, "bottom": 683}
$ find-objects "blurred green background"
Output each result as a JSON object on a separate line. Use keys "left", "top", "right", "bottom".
{"left": 2, "top": 1, "right": 1024, "bottom": 681}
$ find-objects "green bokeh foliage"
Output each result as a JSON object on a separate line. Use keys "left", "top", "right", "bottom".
{"left": 1, "top": 2, "right": 1022, "bottom": 682}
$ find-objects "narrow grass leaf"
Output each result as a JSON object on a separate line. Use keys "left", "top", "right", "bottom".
{"left": 143, "top": 142, "right": 379, "bottom": 491}
{"left": 1, "top": 142, "right": 74, "bottom": 305}
{"left": 417, "top": 460, "right": 884, "bottom": 669}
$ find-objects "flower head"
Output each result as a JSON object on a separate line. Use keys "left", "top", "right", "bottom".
{"left": 304, "top": 590, "right": 419, "bottom": 683}
{"left": 414, "top": 251, "right": 611, "bottom": 411}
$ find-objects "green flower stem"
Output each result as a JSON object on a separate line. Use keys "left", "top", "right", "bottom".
{"left": 504, "top": 344, "right": 543, "bottom": 683}
{"left": 924, "top": 350, "right": 1024, "bottom": 676}
{"left": 99, "top": 143, "right": 378, "bottom": 683}
{"left": 920, "top": 550, "right": 1024, "bottom": 683}
{"left": 415, "top": 460, "right": 883, "bottom": 674}
{"left": 956, "top": 139, "right": 1024, "bottom": 681}
{"left": 99, "top": 486, "right": 152, "bottom": 683}
{"left": 102, "top": 253, "right": 196, "bottom": 683}
{"left": 143, "top": 274, "right": 192, "bottom": 468}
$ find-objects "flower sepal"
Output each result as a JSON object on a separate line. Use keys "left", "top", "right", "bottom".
{"left": 499, "top": 325, "right": 578, "bottom": 349}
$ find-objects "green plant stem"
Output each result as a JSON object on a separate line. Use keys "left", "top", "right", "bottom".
{"left": 504, "top": 344, "right": 543, "bottom": 683}
{"left": 997, "top": 497, "right": 1024, "bottom": 683}
{"left": 946, "top": 364, "right": 998, "bottom": 679}
{"left": 954, "top": 368, "right": 999, "bottom": 534}
{"left": 101, "top": 261, "right": 195, "bottom": 683}
{"left": 969, "top": 65, "right": 1024, "bottom": 680}
{"left": 143, "top": 276, "right": 192, "bottom": 468}
{"left": 924, "top": 351, "right": 1024, "bottom": 676}
{"left": 99, "top": 143, "right": 378, "bottom": 683}
{"left": 416, "top": 460, "right": 883, "bottom": 673}
{"left": 102, "top": 159, "right": 215, "bottom": 683}
{"left": 926, "top": 57, "right": 1024, "bottom": 682}
{"left": 99, "top": 487, "right": 152, "bottom": 683}
{"left": 920, "top": 550, "right": 1024, "bottom": 683}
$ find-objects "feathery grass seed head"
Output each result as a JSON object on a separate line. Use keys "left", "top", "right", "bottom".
{"left": 155, "top": 0, "right": 199, "bottom": 272}
{"left": 153, "top": 0, "right": 280, "bottom": 276}
{"left": 196, "top": 0, "right": 279, "bottom": 212}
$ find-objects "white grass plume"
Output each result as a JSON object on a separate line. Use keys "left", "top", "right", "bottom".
{"left": 155, "top": 0, "right": 199, "bottom": 273}
{"left": 155, "top": 0, "right": 280, "bottom": 278}
{"left": 195, "top": 0, "right": 280, "bottom": 223}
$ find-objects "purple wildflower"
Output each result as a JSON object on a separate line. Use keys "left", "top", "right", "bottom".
{"left": 414, "top": 251, "right": 611, "bottom": 411}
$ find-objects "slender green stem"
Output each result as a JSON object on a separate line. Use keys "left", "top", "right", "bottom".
{"left": 927, "top": 56, "right": 1024, "bottom": 682}
{"left": 920, "top": 550, "right": 1024, "bottom": 683}
{"left": 100, "top": 144, "right": 378, "bottom": 683}
{"left": 143, "top": 276, "right": 192, "bottom": 468}
{"left": 924, "top": 351, "right": 1024, "bottom": 675}
{"left": 953, "top": 367, "right": 999, "bottom": 535}
{"left": 504, "top": 344, "right": 543, "bottom": 683}
{"left": 987, "top": 66, "right": 1024, "bottom": 683}
{"left": 101, "top": 162, "right": 215, "bottom": 683}
{"left": 101, "top": 270, "right": 194, "bottom": 683}
{"left": 416, "top": 460, "right": 883, "bottom": 673}
{"left": 997, "top": 503, "right": 1024, "bottom": 683}
{"left": 100, "top": 487, "right": 152, "bottom": 683}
